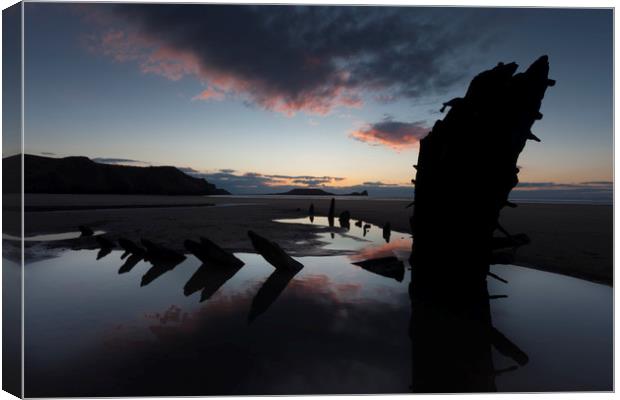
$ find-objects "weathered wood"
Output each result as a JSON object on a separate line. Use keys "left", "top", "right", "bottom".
{"left": 339, "top": 211, "right": 351, "bottom": 230}
{"left": 409, "top": 56, "right": 549, "bottom": 392}
{"left": 78, "top": 225, "right": 94, "bottom": 237}
{"left": 352, "top": 256, "right": 405, "bottom": 282}
{"left": 184, "top": 237, "right": 244, "bottom": 268}
{"left": 411, "top": 55, "right": 553, "bottom": 295}
{"left": 118, "top": 238, "right": 145, "bottom": 255}
{"left": 247, "top": 230, "right": 303, "bottom": 271}
{"left": 328, "top": 198, "right": 335, "bottom": 227}
{"left": 141, "top": 239, "right": 185, "bottom": 264}
{"left": 382, "top": 222, "right": 391, "bottom": 243}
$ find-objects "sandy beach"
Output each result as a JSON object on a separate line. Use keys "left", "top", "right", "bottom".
{"left": 13, "top": 194, "right": 613, "bottom": 285}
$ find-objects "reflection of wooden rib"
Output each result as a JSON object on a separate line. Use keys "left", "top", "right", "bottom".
{"left": 140, "top": 243, "right": 186, "bottom": 287}
{"left": 183, "top": 263, "right": 242, "bottom": 301}
{"left": 118, "top": 253, "right": 142, "bottom": 274}
{"left": 248, "top": 268, "right": 300, "bottom": 323}
{"left": 487, "top": 272, "right": 508, "bottom": 284}
{"left": 353, "top": 256, "right": 405, "bottom": 282}
{"left": 247, "top": 230, "right": 303, "bottom": 271}
{"left": 96, "top": 247, "right": 111, "bottom": 260}
{"left": 141, "top": 259, "right": 183, "bottom": 287}
{"left": 491, "top": 327, "right": 529, "bottom": 366}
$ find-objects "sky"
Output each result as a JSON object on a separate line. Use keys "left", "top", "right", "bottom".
{"left": 19, "top": 3, "right": 613, "bottom": 198}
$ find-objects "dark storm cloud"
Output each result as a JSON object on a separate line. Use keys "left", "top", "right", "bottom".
{"left": 351, "top": 117, "right": 429, "bottom": 150}
{"left": 88, "top": 5, "right": 509, "bottom": 114}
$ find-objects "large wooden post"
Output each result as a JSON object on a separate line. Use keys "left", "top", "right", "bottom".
{"left": 409, "top": 56, "right": 553, "bottom": 392}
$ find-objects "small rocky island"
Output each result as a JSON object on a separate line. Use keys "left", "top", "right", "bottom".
{"left": 275, "top": 188, "right": 368, "bottom": 196}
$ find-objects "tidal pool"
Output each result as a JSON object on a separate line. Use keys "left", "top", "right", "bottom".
{"left": 21, "top": 217, "right": 612, "bottom": 396}
{"left": 4, "top": 230, "right": 106, "bottom": 242}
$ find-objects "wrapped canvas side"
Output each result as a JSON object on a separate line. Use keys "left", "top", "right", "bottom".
{"left": 2, "top": 2, "right": 23, "bottom": 398}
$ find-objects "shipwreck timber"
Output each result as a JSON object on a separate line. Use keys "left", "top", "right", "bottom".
{"left": 409, "top": 56, "right": 553, "bottom": 392}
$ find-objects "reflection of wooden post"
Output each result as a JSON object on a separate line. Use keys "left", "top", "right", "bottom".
{"left": 409, "top": 57, "right": 553, "bottom": 392}
{"left": 410, "top": 288, "right": 496, "bottom": 392}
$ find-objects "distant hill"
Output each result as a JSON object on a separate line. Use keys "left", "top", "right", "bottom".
{"left": 3, "top": 154, "right": 230, "bottom": 195}
{"left": 275, "top": 188, "right": 368, "bottom": 196}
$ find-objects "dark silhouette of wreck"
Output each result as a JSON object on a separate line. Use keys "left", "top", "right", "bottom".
{"left": 352, "top": 256, "right": 404, "bottom": 282}
{"left": 183, "top": 237, "right": 245, "bottom": 301}
{"left": 95, "top": 236, "right": 114, "bottom": 260}
{"left": 409, "top": 56, "right": 553, "bottom": 392}
{"left": 117, "top": 238, "right": 146, "bottom": 273}
{"left": 140, "top": 240, "right": 187, "bottom": 287}
{"left": 247, "top": 230, "right": 304, "bottom": 322}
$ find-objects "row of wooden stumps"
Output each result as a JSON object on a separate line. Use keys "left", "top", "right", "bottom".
{"left": 309, "top": 198, "right": 392, "bottom": 242}
{"left": 312, "top": 198, "right": 403, "bottom": 281}
{"left": 408, "top": 56, "right": 553, "bottom": 392}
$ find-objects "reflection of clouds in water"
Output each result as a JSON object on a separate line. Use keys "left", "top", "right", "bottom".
{"left": 92, "top": 275, "right": 410, "bottom": 395}
{"left": 349, "top": 237, "right": 411, "bottom": 262}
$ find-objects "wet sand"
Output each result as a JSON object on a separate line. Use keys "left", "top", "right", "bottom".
{"left": 11, "top": 194, "right": 613, "bottom": 285}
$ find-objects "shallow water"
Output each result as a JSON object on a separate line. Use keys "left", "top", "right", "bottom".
{"left": 4, "top": 230, "right": 106, "bottom": 242}
{"left": 21, "top": 217, "right": 612, "bottom": 396}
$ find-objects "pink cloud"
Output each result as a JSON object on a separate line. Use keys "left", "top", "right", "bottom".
{"left": 90, "top": 27, "right": 362, "bottom": 115}
{"left": 192, "top": 87, "right": 225, "bottom": 101}
{"left": 350, "top": 118, "right": 429, "bottom": 151}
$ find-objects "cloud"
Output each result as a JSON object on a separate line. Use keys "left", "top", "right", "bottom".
{"left": 193, "top": 169, "right": 413, "bottom": 197}
{"left": 516, "top": 182, "right": 557, "bottom": 188}
{"left": 83, "top": 5, "right": 505, "bottom": 115}
{"left": 192, "top": 87, "right": 225, "bottom": 101}
{"left": 362, "top": 181, "right": 403, "bottom": 187}
{"left": 516, "top": 181, "right": 613, "bottom": 190}
{"left": 350, "top": 117, "right": 429, "bottom": 150}
{"left": 581, "top": 181, "right": 613, "bottom": 186}
{"left": 197, "top": 170, "right": 346, "bottom": 192}
{"left": 201, "top": 170, "right": 611, "bottom": 201}
{"left": 178, "top": 166, "right": 200, "bottom": 174}
{"left": 511, "top": 181, "right": 612, "bottom": 204}
{"left": 92, "top": 157, "right": 147, "bottom": 166}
